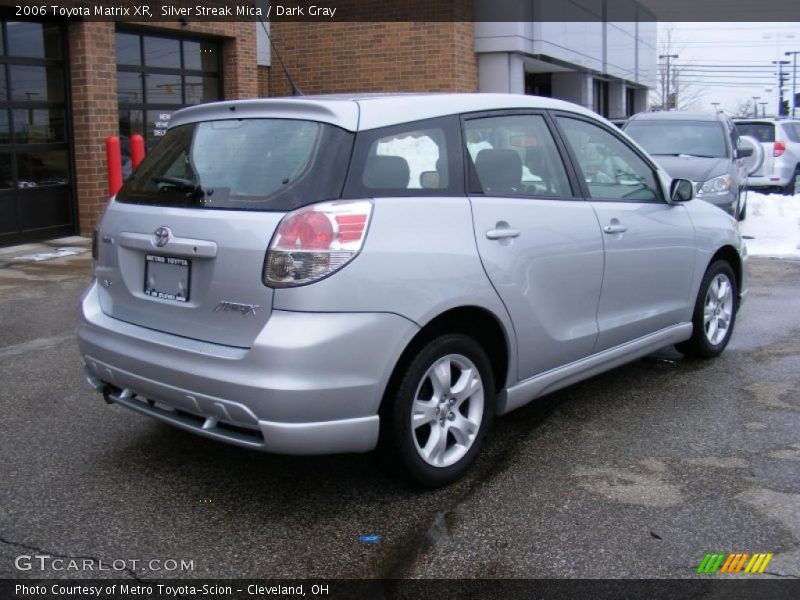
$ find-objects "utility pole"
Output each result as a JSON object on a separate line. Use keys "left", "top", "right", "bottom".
{"left": 759, "top": 101, "right": 768, "bottom": 117}
{"left": 659, "top": 54, "right": 678, "bottom": 110}
{"left": 772, "top": 59, "right": 790, "bottom": 116}
{"left": 752, "top": 96, "right": 761, "bottom": 117}
{"left": 786, "top": 50, "right": 799, "bottom": 118}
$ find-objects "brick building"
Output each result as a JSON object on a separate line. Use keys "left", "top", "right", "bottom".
{"left": 0, "top": 18, "right": 262, "bottom": 246}
{"left": 0, "top": 8, "right": 654, "bottom": 246}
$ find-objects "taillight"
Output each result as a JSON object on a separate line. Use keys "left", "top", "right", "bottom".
{"left": 264, "top": 200, "right": 373, "bottom": 287}
{"left": 774, "top": 141, "right": 786, "bottom": 157}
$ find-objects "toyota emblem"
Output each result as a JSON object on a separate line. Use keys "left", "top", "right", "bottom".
{"left": 153, "top": 226, "right": 171, "bottom": 248}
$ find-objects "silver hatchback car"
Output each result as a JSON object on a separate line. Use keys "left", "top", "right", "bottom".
{"left": 79, "top": 94, "right": 747, "bottom": 486}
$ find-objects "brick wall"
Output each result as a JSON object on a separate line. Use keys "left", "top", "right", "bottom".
{"left": 258, "top": 66, "right": 270, "bottom": 97}
{"left": 268, "top": 22, "right": 478, "bottom": 97}
{"left": 70, "top": 21, "right": 258, "bottom": 235}
{"left": 68, "top": 22, "right": 118, "bottom": 237}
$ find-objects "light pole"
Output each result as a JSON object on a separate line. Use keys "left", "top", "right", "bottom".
{"left": 659, "top": 54, "right": 678, "bottom": 110}
{"left": 711, "top": 102, "right": 721, "bottom": 112}
{"left": 759, "top": 102, "right": 769, "bottom": 117}
{"left": 772, "top": 60, "right": 790, "bottom": 116}
{"left": 752, "top": 96, "right": 761, "bottom": 117}
{"left": 786, "top": 50, "right": 799, "bottom": 118}
{"left": 764, "top": 32, "right": 796, "bottom": 115}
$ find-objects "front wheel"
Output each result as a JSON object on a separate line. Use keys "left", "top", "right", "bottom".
{"left": 380, "top": 334, "right": 494, "bottom": 487}
{"left": 676, "top": 261, "right": 738, "bottom": 359}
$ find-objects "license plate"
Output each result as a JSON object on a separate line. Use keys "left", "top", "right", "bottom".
{"left": 144, "top": 255, "right": 191, "bottom": 302}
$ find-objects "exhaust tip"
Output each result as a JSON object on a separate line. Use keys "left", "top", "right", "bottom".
{"left": 84, "top": 366, "right": 106, "bottom": 392}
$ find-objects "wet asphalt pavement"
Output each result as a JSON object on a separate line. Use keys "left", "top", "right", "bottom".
{"left": 0, "top": 246, "right": 798, "bottom": 580}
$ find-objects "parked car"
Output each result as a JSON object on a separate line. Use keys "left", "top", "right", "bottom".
{"left": 733, "top": 118, "right": 800, "bottom": 195}
{"left": 79, "top": 94, "right": 747, "bottom": 486}
{"left": 623, "top": 111, "right": 753, "bottom": 219}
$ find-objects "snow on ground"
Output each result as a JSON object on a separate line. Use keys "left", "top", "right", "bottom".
{"left": 739, "top": 191, "right": 800, "bottom": 258}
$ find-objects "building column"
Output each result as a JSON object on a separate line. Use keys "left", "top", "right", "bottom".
{"left": 551, "top": 72, "right": 592, "bottom": 109}
{"left": 608, "top": 82, "right": 626, "bottom": 119}
{"left": 68, "top": 21, "right": 117, "bottom": 236}
{"left": 632, "top": 87, "right": 649, "bottom": 113}
{"left": 478, "top": 53, "right": 525, "bottom": 94}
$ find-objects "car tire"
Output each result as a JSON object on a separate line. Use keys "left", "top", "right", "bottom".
{"left": 379, "top": 334, "right": 494, "bottom": 487}
{"left": 783, "top": 169, "right": 798, "bottom": 196}
{"left": 676, "top": 260, "right": 738, "bottom": 359}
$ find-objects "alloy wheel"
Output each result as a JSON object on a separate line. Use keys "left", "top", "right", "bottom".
{"left": 410, "top": 354, "right": 485, "bottom": 468}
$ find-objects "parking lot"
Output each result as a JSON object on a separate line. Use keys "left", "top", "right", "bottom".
{"left": 1, "top": 247, "right": 798, "bottom": 580}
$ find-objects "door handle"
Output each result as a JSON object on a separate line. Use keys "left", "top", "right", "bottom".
{"left": 486, "top": 228, "right": 521, "bottom": 240}
{"left": 603, "top": 223, "right": 628, "bottom": 234}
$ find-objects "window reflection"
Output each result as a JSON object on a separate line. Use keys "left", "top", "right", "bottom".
{"left": 6, "top": 22, "right": 61, "bottom": 59}
{"left": 16, "top": 150, "right": 69, "bottom": 188}
{"left": 146, "top": 74, "right": 182, "bottom": 104}
{"left": 184, "top": 76, "right": 219, "bottom": 105}
{"left": 13, "top": 109, "right": 66, "bottom": 144}
{"left": 144, "top": 36, "right": 180, "bottom": 68}
{"left": 9, "top": 65, "right": 65, "bottom": 102}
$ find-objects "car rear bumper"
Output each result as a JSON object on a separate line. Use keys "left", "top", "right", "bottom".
{"left": 747, "top": 163, "right": 795, "bottom": 188}
{"left": 78, "top": 281, "right": 419, "bottom": 455}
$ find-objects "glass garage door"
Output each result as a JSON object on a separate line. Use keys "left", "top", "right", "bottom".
{"left": 116, "top": 30, "right": 222, "bottom": 176}
{"left": 0, "top": 21, "right": 73, "bottom": 247}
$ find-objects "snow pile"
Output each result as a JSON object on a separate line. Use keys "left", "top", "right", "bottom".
{"left": 739, "top": 191, "right": 800, "bottom": 258}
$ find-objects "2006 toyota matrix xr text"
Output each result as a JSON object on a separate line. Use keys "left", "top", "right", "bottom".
{"left": 79, "top": 93, "right": 747, "bottom": 486}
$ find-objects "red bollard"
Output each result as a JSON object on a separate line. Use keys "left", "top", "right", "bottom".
{"left": 130, "top": 134, "right": 145, "bottom": 170}
{"left": 106, "top": 136, "right": 123, "bottom": 197}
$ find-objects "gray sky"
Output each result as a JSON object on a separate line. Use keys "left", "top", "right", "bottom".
{"left": 661, "top": 22, "right": 800, "bottom": 115}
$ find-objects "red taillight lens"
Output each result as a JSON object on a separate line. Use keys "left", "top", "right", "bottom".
{"left": 299, "top": 211, "right": 334, "bottom": 249}
{"left": 774, "top": 141, "right": 786, "bottom": 157}
{"left": 335, "top": 214, "right": 368, "bottom": 244}
{"left": 274, "top": 210, "right": 334, "bottom": 250}
{"left": 264, "top": 200, "right": 373, "bottom": 287}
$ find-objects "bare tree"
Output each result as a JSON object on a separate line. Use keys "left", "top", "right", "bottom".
{"left": 732, "top": 98, "right": 759, "bottom": 118}
{"left": 650, "top": 26, "right": 704, "bottom": 111}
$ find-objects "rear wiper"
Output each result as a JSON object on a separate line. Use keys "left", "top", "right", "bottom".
{"left": 152, "top": 176, "right": 205, "bottom": 198}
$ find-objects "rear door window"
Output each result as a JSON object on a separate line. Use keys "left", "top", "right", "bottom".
{"left": 782, "top": 122, "right": 800, "bottom": 143}
{"left": 463, "top": 114, "right": 573, "bottom": 198}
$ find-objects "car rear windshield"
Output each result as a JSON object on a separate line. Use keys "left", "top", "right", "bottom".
{"left": 116, "top": 119, "right": 354, "bottom": 211}
{"left": 624, "top": 120, "right": 729, "bottom": 158}
{"left": 735, "top": 122, "right": 776, "bottom": 143}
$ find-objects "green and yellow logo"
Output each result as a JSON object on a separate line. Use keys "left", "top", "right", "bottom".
{"left": 697, "top": 552, "right": 773, "bottom": 574}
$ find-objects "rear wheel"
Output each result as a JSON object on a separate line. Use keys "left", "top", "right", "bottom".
{"left": 783, "top": 169, "right": 798, "bottom": 196}
{"left": 676, "top": 260, "right": 738, "bottom": 359}
{"left": 380, "top": 334, "right": 494, "bottom": 487}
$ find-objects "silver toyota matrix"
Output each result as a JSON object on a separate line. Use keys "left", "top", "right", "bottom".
{"left": 79, "top": 94, "right": 747, "bottom": 486}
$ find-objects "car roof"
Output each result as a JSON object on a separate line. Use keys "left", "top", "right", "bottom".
{"left": 168, "top": 93, "right": 600, "bottom": 132}
{"left": 628, "top": 111, "right": 726, "bottom": 123}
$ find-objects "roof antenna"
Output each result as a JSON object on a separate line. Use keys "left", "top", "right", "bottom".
{"left": 257, "top": 17, "right": 303, "bottom": 96}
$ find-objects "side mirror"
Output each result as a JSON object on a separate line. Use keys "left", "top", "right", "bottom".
{"left": 670, "top": 178, "right": 694, "bottom": 202}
